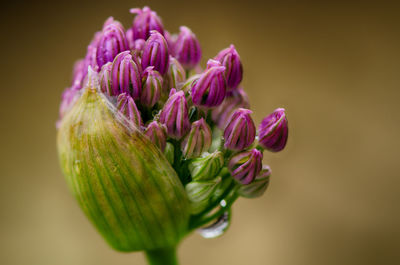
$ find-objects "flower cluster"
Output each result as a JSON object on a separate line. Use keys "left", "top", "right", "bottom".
{"left": 58, "top": 6, "right": 288, "bottom": 252}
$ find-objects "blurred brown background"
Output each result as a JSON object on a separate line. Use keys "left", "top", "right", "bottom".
{"left": 1, "top": 0, "right": 400, "bottom": 264}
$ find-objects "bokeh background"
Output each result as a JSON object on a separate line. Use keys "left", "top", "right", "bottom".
{"left": 1, "top": 0, "right": 400, "bottom": 264}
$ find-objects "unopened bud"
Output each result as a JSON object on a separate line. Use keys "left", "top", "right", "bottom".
{"left": 238, "top": 165, "right": 271, "bottom": 198}
{"left": 188, "top": 151, "right": 224, "bottom": 181}
{"left": 214, "top": 44, "right": 243, "bottom": 90}
{"left": 258, "top": 108, "right": 288, "bottom": 152}
{"left": 181, "top": 118, "right": 212, "bottom": 158}
{"left": 174, "top": 26, "right": 201, "bottom": 70}
{"left": 185, "top": 177, "right": 221, "bottom": 214}
{"left": 228, "top": 149, "right": 263, "bottom": 185}
{"left": 142, "top": 31, "right": 169, "bottom": 75}
{"left": 144, "top": 121, "right": 167, "bottom": 152}
{"left": 129, "top": 6, "right": 164, "bottom": 40}
{"left": 140, "top": 66, "right": 162, "bottom": 107}
{"left": 223, "top": 108, "right": 255, "bottom": 150}
{"left": 117, "top": 93, "right": 143, "bottom": 129}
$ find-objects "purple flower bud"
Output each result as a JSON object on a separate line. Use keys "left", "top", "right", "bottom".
{"left": 258, "top": 108, "right": 288, "bottom": 152}
{"left": 174, "top": 26, "right": 201, "bottom": 69}
{"left": 116, "top": 93, "right": 143, "bottom": 129}
{"left": 96, "top": 21, "right": 129, "bottom": 69}
{"left": 110, "top": 51, "right": 142, "bottom": 98}
{"left": 144, "top": 121, "right": 167, "bottom": 152}
{"left": 164, "top": 30, "right": 177, "bottom": 53}
{"left": 140, "top": 66, "right": 162, "bottom": 107}
{"left": 228, "top": 149, "right": 263, "bottom": 185}
{"left": 223, "top": 108, "right": 255, "bottom": 150}
{"left": 99, "top": 62, "right": 113, "bottom": 95}
{"left": 165, "top": 56, "right": 186, "bottom": 91}
{"left": 159, "top": 90, "right": 191, "bottom": 139}
{"left": 103, "top": 17, "right": 125, "bottom": 32}
{"left": 212, "top": 87, "right": 250, "bottom": 129}
{"left": 238, "top": 165, "right": 271, "bottom": 198}
{"left": 214, "top": 44, "right": 243, "bottom": 90}
{"left": 142, "top": 31, "right": 169, "bottom": 75}
{"left": 191, "top": 59, "right": 226, "bottom": 108}
{"left": 181, "top": 118, "right": 212, "bottom": 158}
{"left": 129, "top": 6, "right": 164, "bottom": 40}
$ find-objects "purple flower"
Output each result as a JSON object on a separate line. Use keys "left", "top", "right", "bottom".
{"left": 129, "top": 6, "right": 164, "bottom": 40}
{"left": 181, "top": 118, "right": 212, "bottom": 158}
{"left": 212, "top": 87, "right": 250, "bottom": 129}
{"left": 191, "top": 59, "right": 226, "bottom": 108}
{"left": 82, "top": 31, "right": 102, "bottom": 76}
{"left": 165, "top": 56, "right": 186, "bottom": 91}
{"left": 159, "top": 90, "right": 191, "bottom": 139}
{"left": 109, "top": 51, "right": 142, "bottom": 98}
{"left": 214, "top": 44, "right": 243, "bottom": 90}
{"left": 228, "top": 149, "right": 263, "bottom": 185}
{"left": 224, "top": 108, "right": 256, "bottom": 150}
{"left": 174, "top": 26, "right": 201, "bottom": 70}
{"left": 117, "top": 93, "right": 143, "bottom": 129}
{"left": 238, "top": 165, "right": 271, "bottom": 198}
{"left": 140, "top": 66, "right": 162, "bottom": 107}
{"left": 99, "top": 62, "right": 113, "bottom": 95}
{"left": 141, "top": 31, "right": 169, "bottom": 75}
{"left": 144, "top": 121, "right": 167, "bottom": 152}
{"left": 96, "top": 21, "right": 129, "bottom": 69}
{"left": 258, "top": 108, "right": 288, "bottom": 152}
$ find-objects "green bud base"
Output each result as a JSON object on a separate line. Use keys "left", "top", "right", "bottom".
{"left": 145, "top": 246, "right": 178, "bottom": 265}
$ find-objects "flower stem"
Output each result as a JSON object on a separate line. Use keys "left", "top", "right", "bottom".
{"left": 145, "top": 246, "right": 179, "bottom": 265}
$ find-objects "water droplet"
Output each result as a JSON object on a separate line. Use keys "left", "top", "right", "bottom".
{"left": 197, "top": 211, "right": 230, "bottom": 239}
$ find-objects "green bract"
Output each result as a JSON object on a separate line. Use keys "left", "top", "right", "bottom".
{"left": 57, "top": 79, "right": 189, "bottom": 252}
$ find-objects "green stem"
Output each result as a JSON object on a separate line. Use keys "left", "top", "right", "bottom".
{"left": 145, "top": 246, "right": 179, "bottom": 265}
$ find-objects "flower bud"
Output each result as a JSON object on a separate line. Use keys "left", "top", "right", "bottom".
{"left": 214, "top": 44, "right": 243, "bottom": 90}
{"left": 164, "top": 30, "right": 177, "bottom": 53}
{"left": 191, "top": 59, "right": 226, "bottom": 107}
{"left": 110, "top": 51, "right": 142, "bottom": 98}
{"left": 258, "top": 108, "right": 288, "bottom": 152}
{"left": 96, "top": 21, "right": 129, "bottom": 69}
{"left": 185, "top": 177, "right": 221, "bottom": 214}
{"left": 144, "top": 121, "right": 167, "bottom": 152}
{"left": 140, "top": 66, "right": 162, "bottom": 107}
{"left": 212, "top": 87, "right": 250, "bottom": 129}
{"left": 159, "top": 90, "right": 191, "bottom": 139}
{"left": 165, "top": 56, "right": 186, "bottom": 91}
{"left": 117, "top": 93, "right": 143, "bottom": 129}
{"left": 174, "top": 26, "right": 201, "bottom": 70}
{"left": 188, "top": 151, "right": 224, "bottom": 181}
{"left": 238, "top": 165, "right": 271, "bottom": 198}
{"left": 57, "top": 70, "right": 189, "bottom": 251}
{"left": 82, "top": 31, "right": 102, "bottom": 74}
{"left": 223, "top": 108, "right": 255, "bottom": 150}
{"left": 228, "top": 149, "right": 263, "bottom": 185}
{"left": 142, "top": 31, "right": 169, "bottom": 75}
{"left": 181, "top": 118, "right": 212, "bottom": 158}
{"left": 129, "top": 6, "right": 164, "bottom": 40}
{"left": 99, "top": 62, "right": 113, "bottom": 95}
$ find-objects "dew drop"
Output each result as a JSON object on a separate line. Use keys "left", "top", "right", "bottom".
{"left": 197, "top": 211, "right": 230, "bottom": 239}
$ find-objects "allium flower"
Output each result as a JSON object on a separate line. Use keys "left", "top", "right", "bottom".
{"left": 57, "top": 7, "right": 289, "bottom": 265}
{"left": 174, "top": 26, "right": 202, "bottom": 70}
{"left": 144, "top": 121, "right": 167, "bottom": 152}
{"left": 224, "top": 108, "right": 256, "bottom": 150}
{"left": 129, "top": 6, "right": 164, "bottom": 40}
{"left": 214, "top": 44, "right": 243, "bottom": 90}
{"left": 141, "top": 31, "right": 169, "bottom": 75}
{"left": 181, "top": 118, "right": 212, "bottom": 158}
{"left": 140, "top": 66, "right": 162, "bottom": 107}
{"left": 159, "top": 90, "right": 191, "bottom": 139}
{"left": 258, "top": 108, "right": 288, "bottom": 152}
{"left": 191, "top": 59, "right": 226, "bottom": 107}
{"left": 228, "top": 149, "right": 263, "bottom": 185}
{"left": 96, "top": 20, "right": 129, "bottom": 68}
{"left": 117, "top": 93, "right": 143, "bottom": 128}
